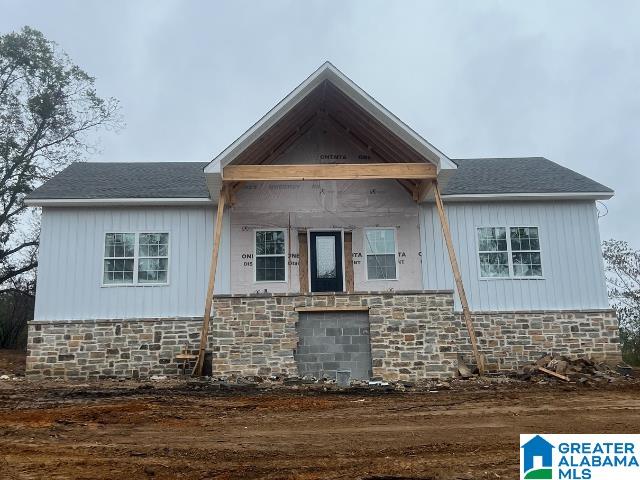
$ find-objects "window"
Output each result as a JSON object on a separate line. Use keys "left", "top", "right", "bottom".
{"left": 138, "top": 233, "right": 169, "bottom": 283}
{"left": 104, "top": 233, "right": 135, "bottom": 284}
{"left": 255, "top": 230, "right": 286, "bottom": 282}
{"left": 477, "top": 226, "right": 542, "bottom": 278}
{"left": 510, "top": 227, "right": 542, "bottom": 277}
{"left": 365, "top": 228, "right": 397, "bottom": 280}
{"left": 477, "top": 227, "right": 509, "bottom": 278}
{"left": 103, "top": 233, "right": 169, "bottom": 285}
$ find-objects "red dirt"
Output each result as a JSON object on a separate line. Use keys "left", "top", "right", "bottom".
{"left": 1, "top": 351, "right": 639, "bottom": 479}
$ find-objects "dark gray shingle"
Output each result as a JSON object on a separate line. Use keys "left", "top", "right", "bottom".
{"left": 27, "top": 162, "right": 210, "bottom": 199}
{"left": 26, "top": 157, "right": 613, "bottom": 201}
{"left": 443, "top": 157, "right": 612, "bottom": 195}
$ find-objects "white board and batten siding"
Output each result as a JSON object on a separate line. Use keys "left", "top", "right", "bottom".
{"left": 420, "top": 200, "right": 609, "bottom": 312}
{"left": 34, "top": 206, "right": 231, "bottom": 321}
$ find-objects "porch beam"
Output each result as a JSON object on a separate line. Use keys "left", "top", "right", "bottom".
{"left": 193, "top": 185, "right": 228, "bottom": 376}
{"left": 433, "top": 181, "right": 486, "bottom": 375}
{"left": 222, "top": 163, "right": 437, "bottom": 181}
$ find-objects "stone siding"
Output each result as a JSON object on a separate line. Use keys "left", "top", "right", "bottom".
{"left": 26, "top": 317, "right": 203, "bottom": 380}
{"left": 208, "top": 291, "right": 455, "bottom": 380}
{"left": 26, "top": 291, "right": 621, "bottom": 381}
{"left": 462, "top": 310, "right": 622, "bottom": 371}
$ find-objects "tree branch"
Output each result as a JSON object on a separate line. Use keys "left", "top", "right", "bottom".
{"left": 0, "top": 240, "right": 38, "bottom": 260}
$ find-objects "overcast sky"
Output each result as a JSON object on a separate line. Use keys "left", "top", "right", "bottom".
{"left": 3, "top": 0, "right": 639, "bottom": 246}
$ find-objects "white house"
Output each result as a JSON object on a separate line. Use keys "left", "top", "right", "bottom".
{"left": 24, "top": 63, "right": 620, "bottom": 380}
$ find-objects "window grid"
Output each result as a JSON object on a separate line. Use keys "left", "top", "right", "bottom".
{"left": 103, "top": 233, "right": 135, "bottom": 284}
{"left": 510, "top": 227, "right": 542, "bottom": 277}
{"left": 138, "top": 233, "right": 169, "bottom": 284}
{"left": 255, "top": 230, "right": 287, "bottom": 282}
{"left": 477, "top": 226, "right": 543, "bottom": 279}
{"left": 477, "top": 227, "right": 509, "bottom": 278}
{"left": 364, "top": 228, "right": 398, "bottom": 281}
{"left": 103, "top": 232, "right": 169, "bottom": 286}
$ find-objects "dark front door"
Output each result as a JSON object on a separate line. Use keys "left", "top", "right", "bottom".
{"left": 309, "top": 231, "right": 343, "bottom": 292}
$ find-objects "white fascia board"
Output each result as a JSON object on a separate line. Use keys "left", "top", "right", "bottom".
{"left": 438, "top": 191, "right": 615, "bottom": 202}
{"left": 206, "top": 62, "right": 455, "bottom": 174}
{"left": 24, "top": 197, "right": 214, "bottom": 207}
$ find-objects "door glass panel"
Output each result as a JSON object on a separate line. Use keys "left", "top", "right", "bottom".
{"left": 315, "top": 236, "right": 336, "bottom": 279}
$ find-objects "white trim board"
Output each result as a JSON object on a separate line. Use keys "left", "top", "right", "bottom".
{"left": 439, "top": 192, "right": 614, "bottom": 202}
{"left": 24, "top": 197, "right": 214, "bottom": 207}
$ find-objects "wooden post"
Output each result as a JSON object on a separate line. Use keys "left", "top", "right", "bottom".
{"left": 298, "top": 231, "right": 309, "bottom": 293}
{"left": 344, "top": 231, "right": 354, "bottom": 292}
{"left": 192, "top": 186, "right": 228, "bottom": 376}
{"left": 433, "top": 182, "right": 485, "bottom": 375}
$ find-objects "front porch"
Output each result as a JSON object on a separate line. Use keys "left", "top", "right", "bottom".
{"left": 209, "top": 291, "right": 457, "bottom": 381}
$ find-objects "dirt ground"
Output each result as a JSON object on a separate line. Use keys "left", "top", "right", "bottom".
{"left": 1, "top": 351, "right": 640, "bottom": 480}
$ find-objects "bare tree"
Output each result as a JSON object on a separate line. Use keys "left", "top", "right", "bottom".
{"left": 602, "top": 239, "right": 640, "bottom": 364}
{"left": 0, "top": 26, "right": 122, "bottom": 294}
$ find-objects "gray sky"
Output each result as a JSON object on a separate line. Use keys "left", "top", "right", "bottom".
{"left": 3, "top": 0, "right": 639, "bottom": 246}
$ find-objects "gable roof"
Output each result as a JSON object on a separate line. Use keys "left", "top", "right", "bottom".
{"left": 24, "top": 157, "right": 613, "bottom": 206}
{"left": 205, "top": 62, "right": 457, "bottom": 174}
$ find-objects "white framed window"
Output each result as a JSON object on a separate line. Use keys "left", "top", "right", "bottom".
{"left": 103, "top": 232, "right": 169, "bottom": 286}
{"left": 364, "top": 228, "right": 397, "bottom": 280}
{"left": 509, "top": 227, "right": 542, "bottom": 277}
{"left": 477, "top": 227, "right": 509, "bottom": 278}
{"left": 104, "top": 233, "right": 135, "bottom": 284}
{"left": 254, "top": 229, "right": 287, "bottom": 282}
{"left": 138, "top": 233, "right": 169, "bottom": 284}
{"left": 477, "top": 226, "right": 542, "bottom": 279}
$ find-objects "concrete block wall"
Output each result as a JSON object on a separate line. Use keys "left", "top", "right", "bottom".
{"left": 295, "top": 311, "right": 372, "bottom": 380}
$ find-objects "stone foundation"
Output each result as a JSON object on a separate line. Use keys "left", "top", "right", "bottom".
{"left": 464, "top": 310, "right": 622, "bottom": 371}
{"left": 26, "top": 291, "right": 621, "bottom": 380}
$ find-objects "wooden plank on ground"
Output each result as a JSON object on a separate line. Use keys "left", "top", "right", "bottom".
{"left": 537, "top": 366, "right": 570, "bottom": 382}
{"left": 344, "top": 231, "right": 354, "bottom": 292}
{"left": 222, "top": 163, "right": 437, "bottom": 181}
{"left": 192, "top": 186, "right": 228, "bottom": 376}
{"left": 433, "top": 181, "right": 485, "bottom": 375}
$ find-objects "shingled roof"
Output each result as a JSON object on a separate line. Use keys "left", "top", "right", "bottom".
{"left": 25, "top": 157, "right": 612, "bottom": 203}
{"left": 445, "top": 157, "right": 613, "bottom": 195}
{"left": 26, "top": 162, "right": 210, "bottom": 200}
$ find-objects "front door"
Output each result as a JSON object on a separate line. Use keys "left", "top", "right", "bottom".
{"left": 309, "top": 231, "right": 343, "bottom": 292}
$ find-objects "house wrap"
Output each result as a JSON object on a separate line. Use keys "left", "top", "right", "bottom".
{"left": 24, "top": 62, "right": 620, "bottom": 380}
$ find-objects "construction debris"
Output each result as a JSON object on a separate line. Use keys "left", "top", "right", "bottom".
{"left": 457, "top": 355, "right": 473, "bottom": 378}
{"left": 537, "top": 366, "right": 570, "bottom": 382}
{"left": 521, "top": 354, "right": 631, "bottom": 384}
